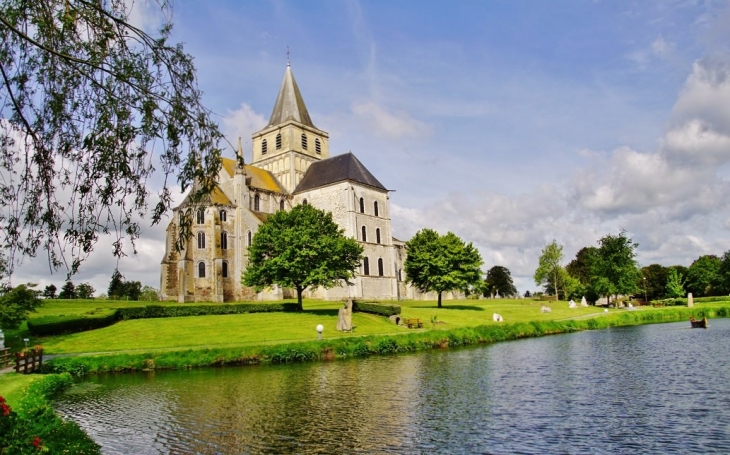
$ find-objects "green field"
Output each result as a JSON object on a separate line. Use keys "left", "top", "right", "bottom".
{"left": 15, "top": 298, "right": 606, "bottom": 354}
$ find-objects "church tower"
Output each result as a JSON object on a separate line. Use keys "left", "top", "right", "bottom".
{"left": 251, "top": 64, "right": 329, "bottom": 192}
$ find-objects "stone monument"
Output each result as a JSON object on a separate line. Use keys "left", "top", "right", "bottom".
{"left": 581, "top": 296, "right": 588, "bottom": 307}
{"left": 336, "top": 299, "right": 353, "bottom": 332}
{"left": 687, "top": 293, "right": 694, "bottom": 308}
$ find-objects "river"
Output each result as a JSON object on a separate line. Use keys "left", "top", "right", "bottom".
{"left": 54, "top": 319, "right": 730, "bottom": 454}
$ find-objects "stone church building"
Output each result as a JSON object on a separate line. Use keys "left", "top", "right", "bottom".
{"left": 159, "top": 64, "right": 434, "bottom": 302}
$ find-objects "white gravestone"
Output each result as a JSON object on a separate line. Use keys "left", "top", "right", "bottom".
{"left": 687, "top": 293, "right": 694, "bottom": 308}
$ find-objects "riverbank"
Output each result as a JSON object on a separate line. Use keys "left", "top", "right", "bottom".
{"left": 40, "top": 303, "right": 729, "bottom": 376}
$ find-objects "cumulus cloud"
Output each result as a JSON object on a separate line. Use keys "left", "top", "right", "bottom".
{"left": 221, "top": 103, "right": 267, "bottom": 154}
{"left": 352, "top": 101, "right": 430, "bottom": 138}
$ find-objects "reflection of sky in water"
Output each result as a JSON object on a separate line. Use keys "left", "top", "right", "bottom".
{"left": 55, "top": 320, "right": 730, "bottom": 454}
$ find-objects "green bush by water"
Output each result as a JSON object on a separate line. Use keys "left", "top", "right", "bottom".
{"left": 0, "top": 373, "right": 100, "bottom": 454}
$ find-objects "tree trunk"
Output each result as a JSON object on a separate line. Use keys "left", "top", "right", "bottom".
{"left": 438, "top": 291, "right": 442, "bottom": 308}
{"left": 296, "top": 286, "right": 303, "bottom": 311}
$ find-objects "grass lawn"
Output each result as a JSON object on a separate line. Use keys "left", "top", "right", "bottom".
{"left": 0, "top": 373, "right": 39, "bottom": 406}
{"left": 25, "top": 298, "right": 607, "bottom": 354}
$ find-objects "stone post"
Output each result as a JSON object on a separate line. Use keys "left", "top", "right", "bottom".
{"left": 687, "top": 293, "right": 693, "bottom": 308}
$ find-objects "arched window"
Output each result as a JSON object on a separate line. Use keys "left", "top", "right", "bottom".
{"left": 221, "top": 232, "right": 228, "bottom": 250}
{"left": 363, "top": 257, "right": 370, "bottom": 276}
{"left": 359, "top": 197, "right": 364, "bottom": 213}
{"left": 378, "top": 258, "right": 384, "bottom": 276}
{"left": 254, "top": 194, "right": 260, "bottom": 211}
{"left": 301, "top": 133, "right": 308, "bottom": 149}
{"left": 361, "top": 226, "right": 367, "bottom": 242}
{"left": 247, "top": 231, "right": 252, "bottom": 246}
{"left": 222, "top": 261, "right": 229, "bottom": 278}
{"left": 196, "top": 208, "right": 205, "bottom": 224}
{"left": 198, "top": 261, "right": 206, "bottom": 278}
{"left": 374, "top": 201, "right": 379, "bottom": 217}
{"left": 197, "top": 231, "right": 205, "bottom": 249}
{"left": 315, "top": 138, "right": 321, "bottom": 154}
{"left": 302, "top": 199, "right": 308, "bottom": 205}
{"left": 276, "top": 133, "right": 282, "bottom": 150}
{"left": 280, "top": 199, "right": 285, "bottom": 211}
{"left": 262, "top": 139, "right": 267, "bottom": 155}
{"left": 219, "top": 210, "right": 227, "bottom": 222}
{"left": 376, "top": 228, "right": 381, "bottom": 244}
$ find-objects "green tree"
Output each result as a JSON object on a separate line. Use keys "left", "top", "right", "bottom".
{"left": 75, "top": 282, "right": 95, "bottom": 299}
{"left": 243, "top": 204, "right": 363, "bottom": 311}
{"left": 0, "top": 283, "right": 41, "bottom": 329}
{"left": 58, "top": 280, "right": 76, "bottom": 299}
{"left": 108, "top": 270, "right": 125, "bottom": 299}
{"left": 122, "top": 281, "right": 142, "bottom": 301}
{"left": 593, "top": 231, "right": 640, "bottom": 304}
{"left": 139, "top": 286, "right": 160, "bottom": 302}
{"left": 404, "top": 229, "right": 483, "bottom": 308}
{"left": 665, "top": 268, "right": 685, "bottom": 298}
{"left": 640, "top": 264, "right": 669, "bottom": 301}
{"left": 42, "top": 284, "right": 57, "bottom": 299}
{"left": 484, "top": 265, "right": 518, "bottom": 298}
{"left": 565, "top": 246, "right": 600, "bottom": 303}
{"left": 0, "top": 0, "right": 223, "bottom": 277}
{"left": 686, "top": 255, "right": 722, "bottom": 297}
{"left": 534, "top": 240, "right": 565, "bottom": 300}
{"left": 715, "top": 250, "right": 730, "bottom": 295}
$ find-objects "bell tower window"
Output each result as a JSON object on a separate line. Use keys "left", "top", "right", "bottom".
{"left": 315, "top": 138, "right": 321, "bottom": 154}
{"left": 262, "top": 139, "right": 267, "bottom": 155}
{"left": 276, "top": 133, "right": 282, "bottom": 150}
{"left": 301, "top": 134, "right": 308, "bottom": 149}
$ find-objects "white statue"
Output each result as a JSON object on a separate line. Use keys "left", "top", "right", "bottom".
{"left": 569, "top": 299, "right": 577, "bottom": 308}
{"left": 493, "top": 313, "right": 504, "bottom": 322}
{"left": 336, "top": 299, "right": 353, "bottom": 332}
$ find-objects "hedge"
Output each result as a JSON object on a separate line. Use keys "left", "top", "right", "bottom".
{"left": 27, "top": 310, "right": 119, "bottom": 336}
{"left": 352, "top": 301, "right": 401, "bottom": 317}
{"left": 27, "top": 302, "right": 301, "bottom": 336}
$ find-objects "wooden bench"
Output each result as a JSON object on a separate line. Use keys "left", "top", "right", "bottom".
{"left": 405, "top": 318, "right": 423, "bottom": 329}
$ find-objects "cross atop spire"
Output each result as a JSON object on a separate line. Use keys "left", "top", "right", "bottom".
{"left": 286, "top": 45, "right": 290, "bottom": 67}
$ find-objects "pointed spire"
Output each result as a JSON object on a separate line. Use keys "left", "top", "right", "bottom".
{"left": 267, "top": 65, "right": 316, "bottom": 128}
{"left": 236, "top": 137, "right": 245, "bottom": 171}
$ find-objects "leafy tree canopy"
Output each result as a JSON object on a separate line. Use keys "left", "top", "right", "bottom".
{"left": 534, "top": 239, "right": 565, "bottom": 299}
{"left": 75, "top": 282, "right": 95, "bottom": 299}
{"left": 593, "top": 230, "right": 640, "bottom": 302}
{"left": 107, "top": 269, "right": 141, "bottom": 300}
{"left": 42, "top": 283, "right": 57, "bottom": 299}
{"left": 242, "top": 204, "right": 364, "bottom": 310}
{"left": 139, "top": 285, "right": 160, "bottom": 302}
{"left": 0, "top": 0, "right": 223, "bottom": 277}
{"left": 686, "top": 255, "right": 722, "bottom": 297}
{"left": 665, "top": 268, "right": 685, "bottom": 299}
{"left": 640, "top": 264, "right": 669, "bottom": 301}
{"left": 404, "top": 228, "right": 483, "bottom": 308}
{"left": 0, "top": 283, "right": 41, "bottom": 329}
{"left": 484, "top": 265, "right": 517, "bottom": 298}
{"left": 58, "top": 280, "right": 76, "bottom": 299}
{"left": 715, "top": 250, "right": 730, "bottom": 295}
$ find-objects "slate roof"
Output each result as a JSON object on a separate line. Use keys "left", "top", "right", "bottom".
{"left": 266, "top": 65, "right": 316, "bottom": 129}
{"left": 294, "top": 152, "right": 387, "bottom": 193}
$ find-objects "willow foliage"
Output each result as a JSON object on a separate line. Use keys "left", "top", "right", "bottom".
{"left": 0, "top": 0, "right": 222, "bottom": 276}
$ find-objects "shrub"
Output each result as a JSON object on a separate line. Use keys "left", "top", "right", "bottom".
{"left": 1, "top": 374, "right": 100, "bottom": 454}
{"left": 352, "top": 301, "right": 401, "bottom": 316}
{"left": 27, "top": 310, "right": 118, "bottom": 336}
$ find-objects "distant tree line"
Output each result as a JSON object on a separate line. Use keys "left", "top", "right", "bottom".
{"left": 532, "top": 232, "right": 730, "bottom": 304}
{"left": 38, "top": 270, "right": 160, "bottom": 301}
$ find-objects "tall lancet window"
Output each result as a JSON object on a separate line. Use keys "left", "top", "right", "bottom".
{"left": 198, "top": 261, "right": 206, "bottom": 278}
{"left": 361, "top": 226, "right": 367, "bottom": 242}
{"left": 315, "top": 138, "right": 321, "bottom": 154}
{"left": 221, "top": 232, "right": 228, "bottom": 250}
{"left": 376, "top": 228, "right": 381, "bottom": 244}
{"left": 301, "top": 134, "right": 308, "bottom": 149}
{"left": 378, "top": 258, "right": 384, "bottom": 276}
{"left": 254, "top": 194, "right": 260, "bottom": 211}
{"left": 374, "top": 201, "right": 379, "bottom": 217}
{"left": 359, "top": 197, "right": 364, "bottom": 213}
{"left": 197, "top": 232, "right": 205, "bottom": 249}
{"left": 262, "top": 139, "right": 268, "bottom": 155}
{"left": 363, "top": 257, "right": 370, "bottom": 276}
{"left": 276, "top": 133, "right": 282, "bottom": 150}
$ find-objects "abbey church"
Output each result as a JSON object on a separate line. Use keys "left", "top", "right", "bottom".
{"left": 160, "top": 64, "right": 435, "bottom": 302}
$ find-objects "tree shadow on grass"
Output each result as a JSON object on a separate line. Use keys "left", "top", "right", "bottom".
{"left": 410, "top": 305, "right": 485, "bottom": 311}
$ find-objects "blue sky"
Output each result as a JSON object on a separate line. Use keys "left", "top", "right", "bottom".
{"left": 13, "top": 0, "right": 730, "bottom": 295}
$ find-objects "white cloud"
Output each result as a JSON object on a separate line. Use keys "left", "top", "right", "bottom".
{"left": 221, "top": 103, "right": 267, "bottom": 155}
{"left": 351, "top": 101, "right": 430, "bottom": 138}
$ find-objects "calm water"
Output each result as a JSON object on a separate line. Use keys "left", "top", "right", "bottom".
{"left": 55, "top": 319, "right": 730, "bottom": 454}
